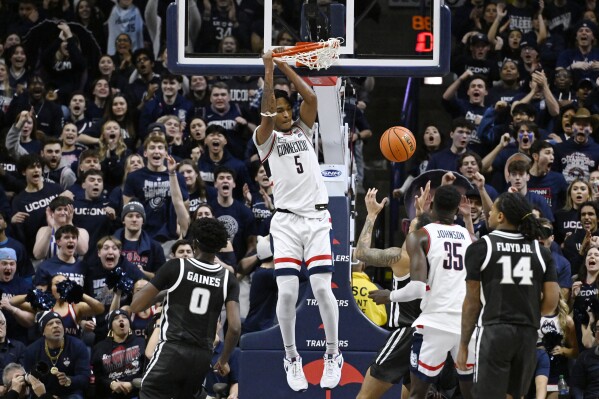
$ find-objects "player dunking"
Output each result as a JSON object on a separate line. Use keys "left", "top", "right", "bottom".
{"left": 130, "top": 218, "right": 241, "bottom": 399}
{"left": 457, "top": 192, "right": 560, "bottom": 399}
{"left": 253, "top": 51, "right": 342, "bottom": 391}
{"left": 370, "top": 184, "right": 476, "bottom": 399}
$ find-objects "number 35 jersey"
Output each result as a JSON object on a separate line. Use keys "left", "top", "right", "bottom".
{"left": 253, "top": 120, "right": 328, "bottom": 218}
{"left": 465, "top": 230, "right": 557, "bottom": 329}
{"left": 414, "top": 223, "right": 473, "bottom": 334}
{"left": 151, "top": 258, "right": 240, "bottom": 350}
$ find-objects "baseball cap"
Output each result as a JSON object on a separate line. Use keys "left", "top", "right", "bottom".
{"left": 146, "top": 122, "right": 166, "bottom": 135}
{"left": 520, "top": 35, "right": 539, "bottom": 52}
{"left": 577, "top": 78, "right": 595, "bottom": 90}
{"left": 465, "top": 188, "right": 481, "bottom": 199}
{"left": 122, "top": 201, "right": 146, "bottom": 222}
{"left": 0, "top": 248, "right": 17, "bottom": 261}
{"left": 470, "top": 33, "right": 489, "bottom": 46}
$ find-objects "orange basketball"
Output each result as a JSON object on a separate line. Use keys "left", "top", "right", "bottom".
{"left": 379, "top": 126, "right": 416, "bottom": 163}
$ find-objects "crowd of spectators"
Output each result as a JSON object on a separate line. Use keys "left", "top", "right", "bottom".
{"left": 390, "top": 0, "right": 599, "bottom": 396}
{"left": 0, "top": 0, "right": 598, "bottom": 397}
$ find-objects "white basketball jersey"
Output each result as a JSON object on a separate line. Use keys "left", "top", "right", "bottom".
{"left": 413, "top": 223, "right": 472, "bottom": 334}
{"left": 253, "top": 120, "right": 328, "bottom": 218}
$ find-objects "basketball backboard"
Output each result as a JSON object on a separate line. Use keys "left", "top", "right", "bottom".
{"left": 166, "top": 0, "right": 451, "bottom": 77}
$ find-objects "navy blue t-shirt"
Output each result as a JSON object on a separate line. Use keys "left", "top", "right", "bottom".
{"left": 11, "top": 183, "right": 63, "bottom": 255}
{"left": 209, "top": 199, "right": 255, "bottom": 262}
{"left": 123, "top": 167, "right": 189, "bottom": 242}
{"left": 528, "top": 172, "right": 569, "bottom": 212}
{"left": 33, "top": 256, "right": 87, "bottom": 287}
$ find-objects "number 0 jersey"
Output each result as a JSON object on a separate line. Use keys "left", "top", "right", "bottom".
{"left": 413, "top": 223, "right": 473, "bottom": 334}
{"left": 465, "top": 230, "right": 557, "bottom": 329}
{"left": 151, "top": 258, "right": 240, "bottom": 350}
{"left": 253, "top": 120, "right": 328, "bottom": 218}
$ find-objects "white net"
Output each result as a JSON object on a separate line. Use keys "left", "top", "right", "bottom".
{"left": 276, "top": 38, "right": 342, "bottom": 70}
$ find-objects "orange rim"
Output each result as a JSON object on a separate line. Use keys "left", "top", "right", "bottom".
{"left": 272, "top": 41, "right": 330, "bottom": 57}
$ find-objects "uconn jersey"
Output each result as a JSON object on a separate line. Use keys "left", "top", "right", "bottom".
{"left": 414, "top": 223, "right": 472, "bottom": 334}
{"left": 465, "top": 230, "right": 556, "bottom": 328}
{"left": 253, "top": 120, "right": 328, "bottom": 218}
{"left": 151, "top": 258, "right": 239, "bottom": 350}
{"left": 388, "top": 274, "right": 421, "bottom": 329}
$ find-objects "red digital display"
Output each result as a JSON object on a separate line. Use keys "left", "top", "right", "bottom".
{"left": 412, "top": 16, "right": 433, "bottom": 53}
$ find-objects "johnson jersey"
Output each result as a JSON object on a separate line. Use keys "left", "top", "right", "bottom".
{"left": 388, "top": 274, "right": 421, "bottom": 329}
{"left": 465, "top": 230, "right": 557, "bottom": 329}
{"left": 253, "top": 120, "right": 328, "bottom": 218}
{"left": 151, "top": 258, "right": 239, "bottom": 350}
{"left": 413, "top": 223, "right": 473, "bottom": 334}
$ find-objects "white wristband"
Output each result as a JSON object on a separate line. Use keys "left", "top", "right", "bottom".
{"left": 389, "top": 281, "right": 426, "bottom": 302}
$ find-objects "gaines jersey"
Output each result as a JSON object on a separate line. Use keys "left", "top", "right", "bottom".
{"left": 253, "top": 120, "right": 328, "bottom": 218}
{"left": 388, "top": 274, "right": 421, "bottom": 329}
{"left": 151, "top": 258, "right": 240, "bottom": 350}
{"left": 465, "top": 230, "right": 557, "bottom": 329}
{"left": 414, "top": 223, "right": 472, "bottom": 334}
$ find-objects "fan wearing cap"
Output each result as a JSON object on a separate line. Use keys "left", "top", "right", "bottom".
{"left": 112, "top": 201, "right": 166, "bottom": 279}
{"left": 21, "top": 311, "right": 90, "bottom": 398}
{"left": 123, "top": 133, "right": 190, "bottom": 243}
{"left": 91, "top": 309, "right": 145, "bottom": 399}
{"left": 451, "top": 32, "right": 496, "bottom": 85}
{"left": 574, "top": 77, "right": 596, "bottom": 108}
{"left": 556, "top": 20, "right": 599, "bottom": 83}
{"left": 554, "top": 107, "right": 599, "bottom": 184}
{"left": 0, "top": 211, "right": 33, "bottom": 279}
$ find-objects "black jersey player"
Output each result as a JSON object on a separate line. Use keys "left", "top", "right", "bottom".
{"left": 457, "top": 192, "right": 560, "bottom": 399}
{"left": 131, "top": 218, "right": 241, "bottom": 399}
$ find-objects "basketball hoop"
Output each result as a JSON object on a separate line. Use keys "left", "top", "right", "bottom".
{"left": 273, "top": 38, "right": 342, "bottom": 70}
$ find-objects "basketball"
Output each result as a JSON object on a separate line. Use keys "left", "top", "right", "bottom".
{"left": 379, "top": 126, "right": 416, "bottom": 163}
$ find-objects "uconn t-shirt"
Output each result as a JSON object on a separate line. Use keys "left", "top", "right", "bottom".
{"left": 12, "top": 183, "right": 63, "bottom": 255}
{"left": 123, "top": 168, "right": 188, "bottom": 241}
{"left": 33, "top": 256, "right": 88, "bottom": 287}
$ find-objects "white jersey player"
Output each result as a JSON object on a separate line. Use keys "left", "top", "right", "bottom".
{"left": 252, "top": 50, "right": 342, "bottom": 392}
{"left": 370, "top": 184, "right": 476, "bottom": 399}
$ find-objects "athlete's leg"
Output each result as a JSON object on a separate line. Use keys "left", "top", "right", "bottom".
{"left": 276, "top": 275, "right": 300, "bottom": 358}
{"left": 309, "top": 272, "right": 339, "bottom": 354}
{"left": 408, "top": 372, "right": 430, "bottom": 399}
{"left": 356, "top": 367, "right": 394, "bottom": 399}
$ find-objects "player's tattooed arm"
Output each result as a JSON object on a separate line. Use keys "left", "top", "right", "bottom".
{"left": 355, "top": 187, "right": 402, "bottom": 267}
{"left": 355, "top": 217, "right": 402, "bottom": 267}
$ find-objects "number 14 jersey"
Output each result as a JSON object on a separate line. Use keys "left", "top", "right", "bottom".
{"left": 414, "top": 223, "right": 473, "bottom": 334}
{"left": 465, "top": 230, "right": 557, "bottom": 329}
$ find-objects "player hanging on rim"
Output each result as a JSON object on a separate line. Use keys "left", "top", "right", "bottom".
{"left": 130, "top": 218, "right": 241, "bottom": 399}
{"left": 253, "top": 50, "right": 342, "bottom": 392}
{"left": 457, "top": 192, "right": 560, "bottom": 399}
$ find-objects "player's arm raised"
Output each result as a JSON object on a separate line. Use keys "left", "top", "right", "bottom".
{"left": 255, "top": 51, "right": 276, "bottom": 146}
{"left": 355, "top": 188, "right": 406, "bottom": 275}
{"left": 274, "top": 56, "right": 317, "bottom": 128}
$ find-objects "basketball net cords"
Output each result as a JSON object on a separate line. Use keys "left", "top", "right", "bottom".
{"left": 277, "top": 38, "right": 343, "bottom": 70}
